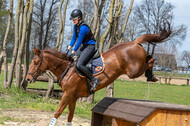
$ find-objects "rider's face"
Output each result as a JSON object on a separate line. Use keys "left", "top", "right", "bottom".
{"left": 73, "top": 18, "right": 79, "bottom": 25}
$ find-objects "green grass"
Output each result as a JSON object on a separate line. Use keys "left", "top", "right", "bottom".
{"left": 0, "top": 116, "right": 27, "bottom": 124}
{"left": 27, "top": 81, "right": 61, "bottom": 90}
{"left": 0, "top": 72, "right": 190, "bottom": 120}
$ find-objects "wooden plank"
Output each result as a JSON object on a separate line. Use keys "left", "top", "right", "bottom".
{"left": 140, "top": 109, "right": 167, "bottom": 126}
{"left": 91, "top": 112, "right": 103, "bottom": 126}
{"left": 108, "top": 100, "right": 155, "bottom": 116}
{"left": 104, "top": 108, "right": 144, "bottom": 123}
{"left": 140, "top": 109, "right": 190, "bottom": 126}
{"left": 166, "top": 110, "right": 190, "bottom": 126}
{"left": 102, "top": 115, "right": 112, "bottom": 126}
{"left": 113, "top": 118, "right": 136, "bottom": 126}
{"left": 180, "top": 111, "right": 190, "bottom": 126}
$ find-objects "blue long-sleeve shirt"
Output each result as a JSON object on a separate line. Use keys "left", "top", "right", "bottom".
{"left": 69, "top": 25, "right": 95, "bottom": 52}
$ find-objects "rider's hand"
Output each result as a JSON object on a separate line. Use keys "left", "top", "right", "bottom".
{"left": 65, "top": 49, "right": 70, "bottom": 54}
{"left": 67, "top": 52, "right": 73, "bottom": 58}
{"left": 67, "top": 50, "right": 75, "bottom": 58}
{"left": 66, "top": 46, "right": 72, "bottom": 54}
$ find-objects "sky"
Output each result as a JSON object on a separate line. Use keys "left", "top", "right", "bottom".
{"left": 134, "top": 0, "right": 190, "bottom": 52}
{"left": 164, "top": 0, "right": 190, "bottom": 52}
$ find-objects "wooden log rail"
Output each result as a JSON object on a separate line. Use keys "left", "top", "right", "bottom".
{"left": 36, "top": 76, "right": 58, "bottom": 83}
{"left": 157, "top": 76, "right": 190, "bottom": 85}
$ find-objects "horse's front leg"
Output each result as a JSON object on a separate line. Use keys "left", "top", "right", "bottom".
{"left": 49, "top": 92, "right": 73, "bottom": 126}
{"left": 66, "top": 98, "right": 77, "bottom": 126}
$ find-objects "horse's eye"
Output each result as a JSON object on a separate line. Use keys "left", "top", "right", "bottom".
{"left": 34, "top": 62, "right": 38, "bottom": 65}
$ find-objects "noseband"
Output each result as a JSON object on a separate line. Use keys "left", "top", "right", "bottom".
{"left": 27, "top": 52, "right": 44, "bottom": 81}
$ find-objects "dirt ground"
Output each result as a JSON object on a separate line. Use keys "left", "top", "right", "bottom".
{"left": 0, "top": 109, "right": 90, "bottom": 126}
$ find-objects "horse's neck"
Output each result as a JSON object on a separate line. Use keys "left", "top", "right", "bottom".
{"left": 44, "top": 54, "right": 69, "bottom": 80}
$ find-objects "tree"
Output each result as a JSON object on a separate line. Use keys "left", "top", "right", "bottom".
{"left": 0, "top": 0, "right": 14, "bottom": 74}
{"left": 56, "top": 0, "right": 69, "bottom": 51}
{"left": 15, "top": 0, "right": 31, "bottom": 88}
{"left": 32, "top": 0, "right": 58, "bottom": 49}
{"left": 1, "top": 0, "right": 13, "bottom": 88}
{"left": 0, "top": 0, "right": 9, "bottom": 49}
{"left": 133, "top": 0, "right": 187, "bottom": 55}
{"left": 6, "top": 0, "right": 22, "bottom": 88}
{"left": 182, "top": 50, "right": 190, "bottom": 69}
{"left": 21, "top": 0, "right": 34, "bottom": 89}
{"left": 118, "top": 0, "right": 134, "bottom": 43}
{"left": 99, "top": 0, "right": 115, "bottom": 53}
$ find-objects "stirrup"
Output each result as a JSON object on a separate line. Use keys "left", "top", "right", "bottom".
{"left": 90, "top": 78, "right": 100, "bottom": 91}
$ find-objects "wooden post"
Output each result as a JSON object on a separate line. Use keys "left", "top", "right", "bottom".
{"left": 91, "top": 113, "right": 103, "bottom": 126}
{"left": 159, "top": 77, "right": 161, "bottom": 83}
{"left": 187, "top": 79, "right": 189, "bottom": 86}
{"left": 165, "top": 78, "right": 167, "bottom": 84}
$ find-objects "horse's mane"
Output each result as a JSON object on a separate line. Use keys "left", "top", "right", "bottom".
{"left": 42, "top": 48, "right": 68, "bottom": 59}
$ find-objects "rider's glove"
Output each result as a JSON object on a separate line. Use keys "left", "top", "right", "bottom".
{"left": 65, "top": 48, "right": 70, "bottom": 54}
{"left": 66, "top": 46, "right": 72, "bottom": 54}
{"left": 67, "top": 52, "right": 74, "bottom": 58}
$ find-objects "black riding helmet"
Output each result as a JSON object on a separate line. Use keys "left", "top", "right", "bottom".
{"left": 70, "top": 9, "right": 83, "bottom": 20}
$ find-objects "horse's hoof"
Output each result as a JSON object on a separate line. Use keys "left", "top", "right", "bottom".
{"left": 66, "top": 122, "right": 72, "bottom": 126}
{"left": 151, "top": 77, "right": 158, "bottom": 82}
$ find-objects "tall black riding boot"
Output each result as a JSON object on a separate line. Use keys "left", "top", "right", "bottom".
{"left": 78, "top": 65, "right": 100, "bottom": 91}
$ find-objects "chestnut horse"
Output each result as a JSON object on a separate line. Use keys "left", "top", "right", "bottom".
{"left": 26, "top": 28, "right": 171, "bottom": 126}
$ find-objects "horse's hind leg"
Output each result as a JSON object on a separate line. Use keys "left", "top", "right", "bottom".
{"left": 67, "top": 98, "right": 77, "bottom": 125}
{"left": 145, "top": 55, "right": 158, "bottom": 82}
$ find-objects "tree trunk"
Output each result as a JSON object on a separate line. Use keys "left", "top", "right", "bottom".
{"left": 0, "top": 52, "right": 3, "bottom": 74}
{"left": 59, "top": 0, "right": 69, "bottom": 51}
{"left": 94, "top": 0, "right": 105, "bottom": 41}
{"left": 43, "top": 0, "right": 57, "bottom": 49}
{"left": 56, "top": 0, "right": 64, "bottom": 50}
{"left": 19, "top": 1, "right": 24, "bottom": 45}
{"left": 99, "top": 0, "right": 115, "bottom": 53}
{"left": 15, "top": 0, "right": 30, "bottom": 88}
{"left": 45, "top": 71, "right": 54, "bottom": 99}
{"left": 3, "top": 52, "right": 8, "bottom": 87}
{"left": 92, "top": 0, "right": 99, "bottom": 34}
{"left": 20, "top": 0, "right": 34, "bottom": 89}
{"left": 106, "top": 83, "right": 114, "bottom": 97}
{"left": 2, "top": 0, "right": 13, "bottom": 88}
{"left": 118, "top": 0, "right": 134, "bottom": 43}
{"left": 7, "top": 0, "right": 22, "bottom": 88}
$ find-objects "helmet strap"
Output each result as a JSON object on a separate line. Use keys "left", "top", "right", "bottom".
{"left": 77, "top": 18, "right": 82, "bottom": 26}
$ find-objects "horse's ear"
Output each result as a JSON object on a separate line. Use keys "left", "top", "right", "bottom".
{"left": 33, "top": 48, "right": 41, "bottom": 55}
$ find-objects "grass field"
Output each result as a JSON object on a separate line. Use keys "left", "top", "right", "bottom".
{"left": 0, "top": 73, "right": 190, "bottom": 119}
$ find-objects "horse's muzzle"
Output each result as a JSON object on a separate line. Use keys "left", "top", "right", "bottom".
{"left": 25, "top": 75, "right": 35, "bottom": 83}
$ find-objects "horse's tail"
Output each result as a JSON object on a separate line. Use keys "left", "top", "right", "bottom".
{"left": 135, "top": 22, "right": 172, "bottom": 44}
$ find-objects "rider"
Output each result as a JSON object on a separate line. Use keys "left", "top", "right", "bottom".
{"left": 66, "top": 9, "right": 100, "bottom": 91}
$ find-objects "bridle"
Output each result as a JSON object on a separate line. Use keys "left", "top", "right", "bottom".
{"left": 27, "top": 52, "right": 44, "bottom": 81}
{"left": 27, "top": 51, "right": 72, "bottom": 82}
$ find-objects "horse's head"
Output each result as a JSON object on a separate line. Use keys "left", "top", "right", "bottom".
{"left": 26, "top": 48, "right": 48, "bottom": 83}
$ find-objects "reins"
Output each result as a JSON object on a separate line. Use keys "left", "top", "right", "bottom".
{"left": 28, "top": 52, "right": 71, "bottom": 82}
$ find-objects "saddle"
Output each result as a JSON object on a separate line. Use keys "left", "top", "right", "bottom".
{"left": 74, "top": 49, "right": 104, "bottom": 78}
{"left": 75, "top": 49, "right": 104, "bottom": 95}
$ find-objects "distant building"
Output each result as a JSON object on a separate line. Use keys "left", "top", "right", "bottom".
{"left": 153, "top": 53, "right": 177, "bottom": 70}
